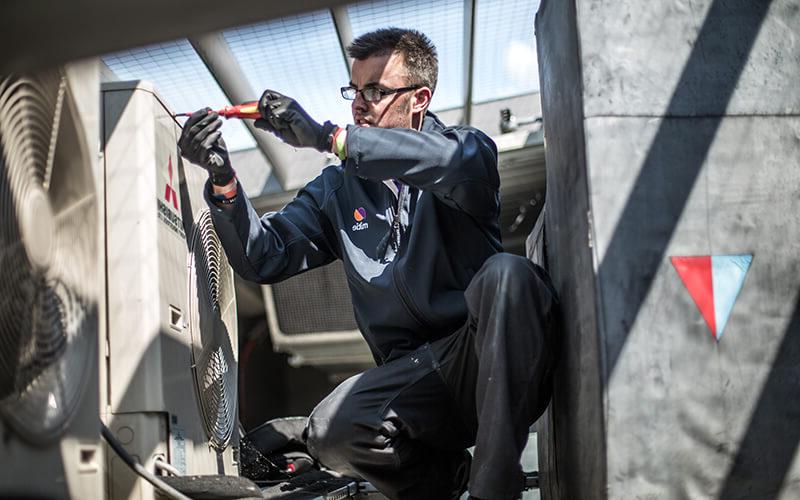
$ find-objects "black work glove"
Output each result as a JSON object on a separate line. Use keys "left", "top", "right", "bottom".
{"left": 255, "top": 90, "right": 337, "bottom": 152}
{"left": 178, "top": 108, "right": 235, "bottom": 186}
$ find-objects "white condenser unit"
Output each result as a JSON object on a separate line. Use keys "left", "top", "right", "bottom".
{"left": 0, "top": 61, "right": 105, "bottom": 498}
{"left": 101, "top": 80, "right": 239, "bottom": 499}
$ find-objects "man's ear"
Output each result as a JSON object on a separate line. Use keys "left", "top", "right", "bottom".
{"left": 411, "top": 87, "right": 432, "bottom": 113}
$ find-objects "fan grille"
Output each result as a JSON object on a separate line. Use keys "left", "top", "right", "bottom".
{"left": 0, "top": 70, "right": 97, "bottom": 443}
{"left": 188, "top": 208, "right": 237, "bottom": 451}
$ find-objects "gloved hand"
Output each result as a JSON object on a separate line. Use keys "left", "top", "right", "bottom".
{"left": 255, "top": 90, "right": 337, "bottom": 152}
{"left": 178, "top": 108, "right": 235, "bottom": 186}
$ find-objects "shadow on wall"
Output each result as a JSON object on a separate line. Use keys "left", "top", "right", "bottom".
{"left": 717, "top": 294, "right": 800, "bottom": 500}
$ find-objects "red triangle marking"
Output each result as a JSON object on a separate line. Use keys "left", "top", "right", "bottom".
{"left": 165, "top": 156, "right": 178, "bottom": 210}
{"left": 671, "top": 256, "right": 716, "bottom": 336}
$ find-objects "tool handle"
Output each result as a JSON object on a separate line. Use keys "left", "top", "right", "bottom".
{"left": 174, "top": 102, "right": 260, "bottom": 119}
{"left": 218, "top": 102, "right": 260, "bottom": 119}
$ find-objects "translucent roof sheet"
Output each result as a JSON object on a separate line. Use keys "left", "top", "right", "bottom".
{"left": 101, "top": 1, "right": 542, "bottom": 154}
{"left": 103, "top": 40, "right": 256, "bottom": 151}
{"left": 473, "top": 0, "right": 541, "bottom": 103}
{"left": 347, "top": 0, "right": 465, "bottom": 111}
{"left": 224, "top": 11, "right": 353, "bottom": 128}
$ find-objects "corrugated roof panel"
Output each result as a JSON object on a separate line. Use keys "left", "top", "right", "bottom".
{"left": 224, "top": 11, "right": 353, "bottom": 127}
{"left": 472, "top": 0, "right": 540, "bottom": 103}
{"left": 347, "top": 0, "right": 465, "bottom": 112}
{"left": 103, "top": 40, "right": 256, "bottom": 151}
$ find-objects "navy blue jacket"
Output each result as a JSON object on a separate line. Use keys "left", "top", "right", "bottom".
{"left": 207, "top": 111, "right": 502, "bottom": 364}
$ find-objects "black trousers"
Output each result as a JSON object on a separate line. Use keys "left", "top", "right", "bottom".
{"left": 305, "top": 253, "right": 558, "bottom": 499}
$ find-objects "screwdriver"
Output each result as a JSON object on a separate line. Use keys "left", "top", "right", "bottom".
{"left": 174, "top": 102, "right": 260, "bottom": 119}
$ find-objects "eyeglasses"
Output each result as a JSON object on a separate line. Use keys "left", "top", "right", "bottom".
{"left": 340, "top": 85, "right": 420, "bottom": 103}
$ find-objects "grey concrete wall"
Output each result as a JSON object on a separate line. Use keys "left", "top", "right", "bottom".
{"left": 591, "top": 115, "right": 800, "bottom": 499}
{"left": 536, "top": 0, "right": 800, "bottom": 498}
{"left": 577, "top": 0, "right": 799, "bottom": 118}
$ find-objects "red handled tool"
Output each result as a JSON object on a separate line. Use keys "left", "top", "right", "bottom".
{"left": 174, "top": 102, "right": 260, "bottom": 119}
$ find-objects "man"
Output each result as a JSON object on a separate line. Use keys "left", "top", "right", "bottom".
{"left": 179, "top": 27, "right": 557, "bottom": 500}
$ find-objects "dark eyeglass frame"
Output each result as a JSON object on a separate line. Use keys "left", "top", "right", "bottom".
{"left": 340, "top": 85, "right": 421, "bottom": 103}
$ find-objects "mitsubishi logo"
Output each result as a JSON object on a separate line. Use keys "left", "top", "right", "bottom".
{"left": 157, "top": 155, "right": 185, "bottom": 238}
{"left": 164, "top": 156, "right": 179, "bottom": 210}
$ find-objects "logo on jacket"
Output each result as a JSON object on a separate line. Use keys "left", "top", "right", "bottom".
{"left": 352, "top": 207, "right": 369, "bottom": 231}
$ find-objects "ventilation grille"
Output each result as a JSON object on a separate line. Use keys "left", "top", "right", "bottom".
{"left": 271, "top": 261, "right": 357, "bottom": 335}
{"left": 187, "top": 208, "right": 237, "bottom": 451}
{"left": 0, "top": 70, "right": 98, "bottom": 444}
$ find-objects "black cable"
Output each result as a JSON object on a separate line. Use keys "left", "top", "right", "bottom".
{"left": 101, "top": 422, "right": 192, "bottom": 500}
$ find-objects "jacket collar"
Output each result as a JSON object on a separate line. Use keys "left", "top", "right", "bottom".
{"left": 422, "top": 110, "right": 445, "bottom": 132}
{"left": 382, "top": 111, "right": 444, "bottom": 197}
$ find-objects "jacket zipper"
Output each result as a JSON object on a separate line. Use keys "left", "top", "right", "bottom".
{"left": 384, "top": 182, "right": 435, "bottom": 329}
{"left": 392, "top": 262, "right": 435, "bottom": 330}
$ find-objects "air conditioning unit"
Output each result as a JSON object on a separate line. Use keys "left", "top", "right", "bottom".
{"left": 262, "top": 262, "right": 374, "bottom": 373}
{"left": 0, "top": 61, "right": 105, "bottom": 498}
{"left": 101, "top": 80, "right": 238, "bottom": 499}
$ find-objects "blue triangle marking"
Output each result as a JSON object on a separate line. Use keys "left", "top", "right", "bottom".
{"left": 711, "top": 254, "right": 752, "bottom": 340}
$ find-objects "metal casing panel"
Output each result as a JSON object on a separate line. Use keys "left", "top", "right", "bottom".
{"left": 103, "top": 81, "right": 189, "bottom": 414}
{"left": 102, "top": 81, "right": 237, "bottom": 498}
{"left": 63, "top": 57, "right": 106, "bottom": 500}
{"left": 536, "top": 0, "right": 800, "bottom": 498}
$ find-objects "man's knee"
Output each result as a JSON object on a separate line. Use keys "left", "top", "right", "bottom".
{"left": 481, "top": 253, "right": 530, "bottom": 278}
{"left": 474, "top": 253, "right": 554, "bottom": 296}
{"left": 306, "top": 412, "right": 348, "bottom": 470}
{"left": 305, "top": 377, "right": 363, "bottom": 471}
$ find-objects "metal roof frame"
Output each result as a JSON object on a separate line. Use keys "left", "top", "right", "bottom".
{"left": 331, "top": 6, "right": 355, "bottom": 78}
{"left": 461, "top": 0, "right": 477, "bottom": 125}
{"left": 0, "top": 0, "right": 351, "bottom": 75}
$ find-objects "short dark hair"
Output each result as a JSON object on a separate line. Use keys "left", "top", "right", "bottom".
{"left": 347, "top": 27, "right": 438, "bottom": 95}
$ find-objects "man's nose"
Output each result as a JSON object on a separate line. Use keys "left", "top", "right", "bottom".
{"left": 352, "top": 92, "right": 368, "bottom": 113}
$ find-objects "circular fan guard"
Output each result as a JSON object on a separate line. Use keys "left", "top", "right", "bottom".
{"left": 0, "top": 70, "right": 98, "bottom": 444}
{"left": 188, "top": 208, "right": 237, "bottom": 451}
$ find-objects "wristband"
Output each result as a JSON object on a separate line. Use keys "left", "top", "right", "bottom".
{"left": 216, "top": 195, "right": 237, "bottom": 205}
{"left": 212, "top": 178, "right": 238, "bottom": 204}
